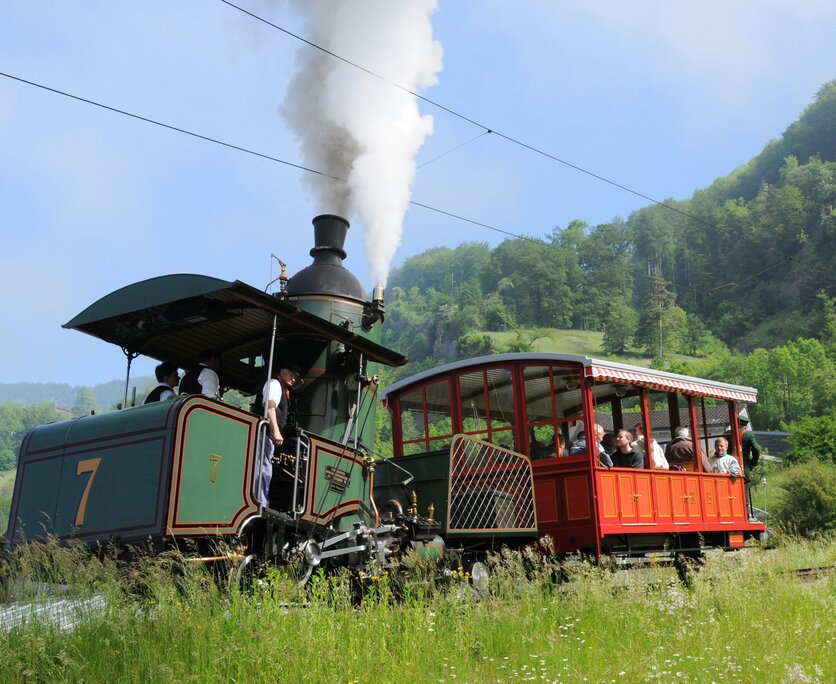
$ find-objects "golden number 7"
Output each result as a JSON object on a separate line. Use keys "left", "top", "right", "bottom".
{"left": 210, "top": 453, "right": 223, "bottom": 482}
{"left": 75, "top": 457, "right": 102, "bottom": 526}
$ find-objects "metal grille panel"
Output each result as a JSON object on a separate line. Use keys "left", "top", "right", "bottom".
{"left": 448, "top": 435, "right": 537, "bottom": 532}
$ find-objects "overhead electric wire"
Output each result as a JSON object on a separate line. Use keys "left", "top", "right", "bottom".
{"left": 0, "top": 69, "right": 806, "bottom": 308}
{"left": 706, "top": 258, "right": 793, "bottom": 295}
{"left": 217, "top": 0, "right": 815, "bottom": 273}
{"left": 0, "top": 71, "right": 341, "bottom": 184}
{"left": 417, "top": 131, "right": 492, "bottom": 169}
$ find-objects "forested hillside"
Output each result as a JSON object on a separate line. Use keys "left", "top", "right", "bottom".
{"left": 0, "top": 378, "right": 151, "bottom": 412}
{"left": 383, "top": 81, "right": 836, "bottom": 433}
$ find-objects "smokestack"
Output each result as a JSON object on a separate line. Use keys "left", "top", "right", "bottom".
{"left": 310, "top": 214, "right": 349, "bottom": 263}
{"left": 285, "top": 215, "right": 365, "bottom": 301}
{"left": 281, "top": 1, "right": 443, "bottom": 288}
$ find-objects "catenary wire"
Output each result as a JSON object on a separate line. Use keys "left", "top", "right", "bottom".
{"left": 0, "top": 70, "right": 809, "bottom": 308}
{"left": 0, "top": 71, "right": 341, "bottom": 184}
{"left": 217, "top": 0, "right": 816, "bottom": 273}
{"left": 417, "top": 131, "right": 492, "bottom": 169}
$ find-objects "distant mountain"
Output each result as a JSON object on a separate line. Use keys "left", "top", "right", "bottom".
{"left": 0, "top": 378, "right": 153, "bottom": 411}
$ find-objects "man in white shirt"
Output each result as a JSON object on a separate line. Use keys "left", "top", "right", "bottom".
{"left": 630, "top": 424, "right": 669, "bottom": 469}
{"left": 179, "top": 350, "right": 221, "bottom": 399}
{"left": 259, "top": 365, "right": 303, "bottom": 508}
{"left": 702, "top": 437, "right": 743, "bottom": 477}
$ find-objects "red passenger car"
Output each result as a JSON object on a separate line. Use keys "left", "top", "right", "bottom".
{"left": 378, "top": 353, "right": 765, "bottom": 563}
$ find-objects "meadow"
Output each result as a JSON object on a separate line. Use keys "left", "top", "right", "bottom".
{"left": 0, "top": 536, "right": 833, "bottom": 683}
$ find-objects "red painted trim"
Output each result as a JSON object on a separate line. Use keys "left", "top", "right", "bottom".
{"left": 167, "top": 397, "right": 259, "bottom": 534}
{"left": 299, "top": 437, "right": 366, "bottom": 525}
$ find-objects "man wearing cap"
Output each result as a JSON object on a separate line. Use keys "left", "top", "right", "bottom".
{"left": 739, "top": 415, "right": 762, "bottom": 520}
{"left": 259, "top": 364, "right": 303, "bottom": 508}
{"left": 738, "top": 416, "right": 762, "bottom": 476}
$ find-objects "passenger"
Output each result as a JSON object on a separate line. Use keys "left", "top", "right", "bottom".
{"left": 601, "top": 432, "right": 616, "bottom": 455}
{"left": 569, "top": 424, "right": 612, "bottom": 467}
{"left": 611, "top": 428, "right": 643, "bottom": 468}
{"left": 702, "top": 437, "right": 743, "bottom": 477}
{"left": 143, "top": 362, "right": 180, "bottom": 404}
{"left": 631, "top": 424, "right": 669, "bottom": 469}
{"left": 179, "top": 350, "right": 221, "bottom": 399}
{"left": 259, "top": 364, "right": 303, "bottom": 508}
{"left": 665, "top": 426, "right": 695, "bottom": 467}
{"left": 528, "top": 428, "right": 554, "bottom": 459}
{"left": 557, "top": 433, "right": 568, "bottom": 457}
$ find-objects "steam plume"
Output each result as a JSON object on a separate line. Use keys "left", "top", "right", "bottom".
{"left": 282, "top": 0, "right": 442, "bottom": 287}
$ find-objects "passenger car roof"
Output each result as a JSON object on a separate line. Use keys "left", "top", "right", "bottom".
{"left": 380, "top": 352, "right": 756, "bottom": 403}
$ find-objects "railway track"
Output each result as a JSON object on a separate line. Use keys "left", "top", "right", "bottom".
{"left": 792, "top": 564, "right": 836, "bottom": 582}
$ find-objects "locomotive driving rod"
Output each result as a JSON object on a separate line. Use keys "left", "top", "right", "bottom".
{"left": 319, "top": 524, "right": 399, "bottom": 549}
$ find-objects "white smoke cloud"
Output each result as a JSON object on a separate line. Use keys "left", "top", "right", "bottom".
{"left": 282, "top": 0, "right": 442, "bottom": 287}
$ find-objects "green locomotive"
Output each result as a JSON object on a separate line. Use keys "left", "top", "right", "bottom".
{"left": 6, "top": 216, "right": 444, "bottom": 578}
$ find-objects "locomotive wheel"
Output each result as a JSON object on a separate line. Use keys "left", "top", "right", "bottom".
{"left": 469, "top": 561, "right": 490, "bottom": 597}
{"left": 227, "top": 553, "right": 257, "bottom": 591}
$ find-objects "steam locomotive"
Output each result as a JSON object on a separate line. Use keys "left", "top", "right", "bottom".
{"left": 6, "top": 214, "right": 763, "bottom": 582}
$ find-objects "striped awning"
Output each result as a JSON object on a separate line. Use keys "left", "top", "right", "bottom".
{"left": 587, "top": 365, "right": 757, "bottom": 403}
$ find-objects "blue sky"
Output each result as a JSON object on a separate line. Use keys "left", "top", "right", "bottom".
{"left": 2, "top": 1, "right": 836, "bottom": 387}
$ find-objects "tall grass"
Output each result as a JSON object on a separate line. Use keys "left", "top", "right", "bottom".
{"left": 1, "top": 536, "right": 834, "bottom": 683}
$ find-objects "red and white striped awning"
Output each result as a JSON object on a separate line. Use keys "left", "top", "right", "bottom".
{"left": 587, "top": 365, "right": 757, "bottom": 403}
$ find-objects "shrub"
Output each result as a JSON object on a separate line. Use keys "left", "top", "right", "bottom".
{"left": 784, "top": 409, "right": 836, "bottom": 464}
{"left": 772, "top": 460, "right": 836, "bottom": 535}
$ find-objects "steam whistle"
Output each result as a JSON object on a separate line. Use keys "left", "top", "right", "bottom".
{"left": 408, "top": 490, "right": 419, "bottom": 518}
{"left": 362, "top": 283, "right": 385, "bottom": 330}
{"left": 353, "top": 371, "right": 381, "bottom": 389}
{"left": 270, "top": 254, "right": 289, "bottom": 296}
{"left": 278, "top": 259, "right": 288, "bottom": 294}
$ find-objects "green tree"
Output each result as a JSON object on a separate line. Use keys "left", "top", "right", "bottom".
{"left": 72, "top": 386, "right": 96, "bottom": 417}
{"left": 742, "top": 338, "right": 834, "bottom": 428}
{"left": 602, "top": 296, "right": 637, "bottom": 355}
{"left": 661, "top": 305, "right": 689, "bottom": 355}
{"left": 684, "top": 314, "right": 713, "bottom": 357}
{"left": 635, "top": 276, "right": 676, "bottom": 357}
{"left": 784, "top": 410, "right": 836, "bottom": 465}
{"left": 483, "top": 238, "right": 575, "bottom": 328}
{"left": 0, "top": 402, "right": 64, "bottom": 470}
{"left": 482, "top": 294, "right": 514, "bottom": 331}
{"left": 456, "top": 333, "right": 494, "bottom": 358}
{"left": 503, "top": 329, "right": 534, "bottom": 353}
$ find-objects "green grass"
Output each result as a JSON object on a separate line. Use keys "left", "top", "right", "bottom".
{"left": 1, "top": 537, "right": 833, "bottom": 683}
{"left": 485, "top": 328, "right": 698, "bottom": 368}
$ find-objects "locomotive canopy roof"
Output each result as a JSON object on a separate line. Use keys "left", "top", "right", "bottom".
{"left": 64, "top": 274, "right": 408, "bottom": 393}
{"left": 381, "top": 352, "right": 757, "bottom": 404}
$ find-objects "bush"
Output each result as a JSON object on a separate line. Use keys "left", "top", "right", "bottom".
{"left": 772, "top": 460, "right": 836, "bottom": 535}
{"left": 784, "top": 409, "right": 836, "bottom": 464}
